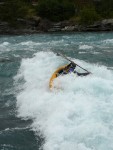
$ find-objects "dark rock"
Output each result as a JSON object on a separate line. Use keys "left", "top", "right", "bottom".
{"left": 101, "top": 19, "right": 113, "bottom": 31}
{"left": 48, "top": 22, "right": 61, "bottom": 32}
{"left": 48, "top": 21, "right": 79, "bottom": 32}
{"left": 37, "top": 19, "right": 52, "bottom": 32}
{"left": 101, "top": 19, "right": 113, "bottom": 26}
{"left": 17, "top": 18, "right": 36, "bottom": 27}
{"left": 0, "top": 21, "right": 9, "bottom": 26}
{"left": 31, "top": 16, "right": 41, "bottom": 27}
{"left": 62, "top": 25, "right": 78, "bottom": 31}
{"left": 79, "top": 19, "right": 113, "bottom": 31}
{"left": 1, "top": 18, "right": 113, "bottom": 35}
{"left": 0, "top": 21, "right": 9, "bottom": 29}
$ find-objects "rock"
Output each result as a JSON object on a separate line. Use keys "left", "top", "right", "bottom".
{"left": 48, "top": 23, "right": 61, "bottom": 32}
{"left": 102, "top": 19, "right": 113, "bottom": 25}
{"left": 30, "top": 16, "right": 41, "bottom": 27}
{"left": 101, "top": 19, "right": 113, "bottom": 31}
{"left": 1, "top": 18, "right": 113, "bottom": 35}
{"left": 62, "top": 26, "right": 77, "bottom": 31}
{"left": 79, "top": 19, "right": 113, "bottom": 31}
{"left": 0, "top": 21, "right": 9, "bottom": 29}
{"left": 17, "top": 18, "right": 36, "bottom": 27}
{"left": 80, "top": 22, "right": 102, "bottom": 31}
{"left": 37, "top": 19, "right": 52, "bottom": 32}
{"left": 48, "top": 21, "right": 79, "bottom": 32}
{"left": 0, "top": 21, "right": 9, "bottom": 26}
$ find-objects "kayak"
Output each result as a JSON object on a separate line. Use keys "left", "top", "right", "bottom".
{"left": 49, "top": 65, "right": 67, "bottom": 89}
{"left": 49, "top": 52, "right": 91, "bottom": 89}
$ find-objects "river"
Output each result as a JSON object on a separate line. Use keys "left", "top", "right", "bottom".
{"left": 0, "top": 32, "right": 113, "bottom": 150}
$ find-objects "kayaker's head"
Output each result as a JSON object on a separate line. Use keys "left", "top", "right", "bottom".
{"left": 64, "top": 63, "right": 76, "bottom": 73}
{"left": 70, "top": 63, "right": 76, "bottom": 68}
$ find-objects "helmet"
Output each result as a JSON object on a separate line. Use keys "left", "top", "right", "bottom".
{"left": 70, "top": 63, "right": 76, "bottom": 69}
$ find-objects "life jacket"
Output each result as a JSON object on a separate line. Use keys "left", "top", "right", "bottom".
{"left": 57, "top": 64, "right": 75, "bottom": 76}
{"left": 68, "top": 67, "right": 75, "bottom": 73}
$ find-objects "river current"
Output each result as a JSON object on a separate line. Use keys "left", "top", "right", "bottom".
{"left": 0, "top": 32, "right": 113, "bottom": 150}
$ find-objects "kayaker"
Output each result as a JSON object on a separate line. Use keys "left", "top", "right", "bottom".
{"left": 57, "top": 63, "right": 90, "bottom": 76}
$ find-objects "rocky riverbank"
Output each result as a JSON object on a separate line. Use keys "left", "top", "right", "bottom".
{"left": 0, "top": 17, "right": 113, "bottom": 35}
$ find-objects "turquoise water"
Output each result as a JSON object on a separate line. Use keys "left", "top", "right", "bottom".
{"left": 0, "top": 32, "right": 113, "bottom": 150}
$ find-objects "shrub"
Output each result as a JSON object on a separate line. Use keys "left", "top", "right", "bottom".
{"left": 36, "top": 0, "right": 75, "bottom": 21}
{"left": 94, "top": 0, "right": 113, "bottom": 18}
{"left": 79, "top": 7, "right": 100, "bottom": 25}
{"left": 0, "top": 0, "right": 34, "bottom": 23}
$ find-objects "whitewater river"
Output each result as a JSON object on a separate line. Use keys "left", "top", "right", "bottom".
{"left": 0, "top": 32, "right": 113, "bottom": 150}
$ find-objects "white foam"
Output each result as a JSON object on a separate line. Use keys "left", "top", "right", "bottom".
{"left": 2, "top": 42, "right": 10, "bottom": 46}
{"left": 79, "top": 45, "right": 93, "bottom": 50}
{"left": 103, "top": 39, "right": 113, "bottom": 44}
{"left": 0, "top": 42, "right": 10, "bottom": 53}
{"left": 92, "top": 51, "right": 100, "bottom": 54}
{"left": 79, "top": 51, "right": 87, "bottom": 54}
{"left": 15, "top": 52, "right": 113, "bottom": 150}
{"left": 0, "top": 42, "right": 10, "bottom": 48}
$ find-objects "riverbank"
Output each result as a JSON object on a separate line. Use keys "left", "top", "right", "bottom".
{"left": 0, "top": 18, "right": 113, "bottom": 35}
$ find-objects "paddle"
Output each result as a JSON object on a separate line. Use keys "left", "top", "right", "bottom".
{"left": 56, "top": 52, "right": 91, "bottom": 74}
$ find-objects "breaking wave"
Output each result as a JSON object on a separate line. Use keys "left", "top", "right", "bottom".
{"left": 15, "top": 51, "right": 113, "bottom": 150}
{"left": 79, "top": 45, "right": 93, "bottom": 50}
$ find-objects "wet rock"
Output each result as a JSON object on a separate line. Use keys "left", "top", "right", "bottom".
{"left": 102, "top": 19, "right": 113, "bottom": 25}
{"left": 62, "top": 26, "right": 76, "bottom": 31}
{"left": 79, "top": 19, "right": 113, "bottom": 31}
{"left": 1, "top": 18, "right": 113, "bottom": 35}
{"left": 0, "top": 22, "right": 9, "bottom": 30}
{"left": 101, "top": 19, "right": 113, "bottom": 31}
{"left": 37, "top": 19, "right": 52, "bottom": 32}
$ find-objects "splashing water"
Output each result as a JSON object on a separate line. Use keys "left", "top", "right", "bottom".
{"left": 14, "top": 51, "right": 113, "bottom": 150}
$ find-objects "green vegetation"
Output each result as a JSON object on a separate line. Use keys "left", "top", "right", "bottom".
{"left": 36, "top": 0, "right": 75, "bottom": 21}
{"left": 0, "top": 0, "right": 36, "bottom": 26}
{"left": 0, "top": 0, "right": 113, "bottom": 26}
{"left": 95, "top": 0, "right": 113, "bottom": 18}
{"left": 79, "top": 7, "right": 100, "bottom": 25}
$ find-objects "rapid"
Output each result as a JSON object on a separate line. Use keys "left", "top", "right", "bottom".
{"left": 0, "top": 32, "right": 113, "bottom": 150}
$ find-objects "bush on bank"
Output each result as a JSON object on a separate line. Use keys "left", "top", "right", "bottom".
{"left": 36, "top": 0, "right": 75, "bottom": 21}
{"left": 0, "top": 0, "right": 35, "bottom": 25}
{"left": 79, "top": 7, "right": 101, "bottom": 25}
{"left": 0, "top": 0, "right": 113, "bottom": 27}
{"left": 95, "top": 0, "right": 113, "bottom": 18}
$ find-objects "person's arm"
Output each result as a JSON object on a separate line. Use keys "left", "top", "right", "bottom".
{"left": 74, "top": 70, "right": 90, "bottom": 76}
